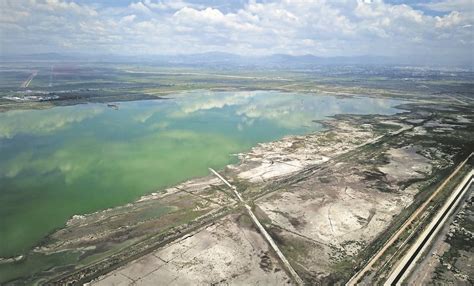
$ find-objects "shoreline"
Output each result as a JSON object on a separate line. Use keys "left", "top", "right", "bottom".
{"left": 60, "top": 108, "right": 407, "bottom": 231}
{"left": 2, "top": 99, "right": 473, "bottom": 285}
{"left": 0, "top": 89, "right": 407, "bottom": 260}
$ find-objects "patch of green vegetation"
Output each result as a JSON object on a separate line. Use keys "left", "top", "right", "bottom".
{"left": 432, "top": 194, "right": 474, "bottom": 284}
{"left": 331, "top": 258, "right": 354, "bottom": 278}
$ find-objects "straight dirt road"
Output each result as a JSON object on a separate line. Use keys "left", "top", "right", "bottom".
{"left": 21, "top": 71, "right": 38, "bottom": 88}
{"left": 209, "top": 168, "right": 304, "bottom": 286}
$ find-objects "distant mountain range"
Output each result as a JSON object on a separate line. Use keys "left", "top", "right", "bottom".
{"left": 0, "top": 52, "right": 466, "bottom": 68}
{"left": 158, "top": 52, "right": 397, "bottom": 66}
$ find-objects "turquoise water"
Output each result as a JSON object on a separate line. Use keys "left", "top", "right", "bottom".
{"left": 0, "top": 90, "right": 404, "bottom": 259}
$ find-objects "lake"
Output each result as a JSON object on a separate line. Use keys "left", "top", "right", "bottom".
{"left": 0, "top": 90, "right": 405, "bottom": 259}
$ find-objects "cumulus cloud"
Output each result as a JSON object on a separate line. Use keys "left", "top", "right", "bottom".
{"left": 144, "top": 0, "right": 202, "bottom": 11}
{"left": 0, "top": 0, "right": 472, "bottom": 65}
{"left": 129, "top": 1, "right": 153, "bottom": 14}
{"left": 120, "top": 14, "right": 137, "bottom": 23}
{"left": 436, "top": 11, "right": 464, "bottom": 28}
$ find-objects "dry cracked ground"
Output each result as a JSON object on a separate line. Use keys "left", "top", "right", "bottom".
{"left": 17, "top": 101, "right": 473, "bottom": 285}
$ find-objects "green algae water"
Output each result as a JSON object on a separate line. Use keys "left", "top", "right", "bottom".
{"left": 0, "top": 91, "right": 403, "bottom": 263}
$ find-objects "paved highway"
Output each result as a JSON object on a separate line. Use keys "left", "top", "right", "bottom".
{"left": 346, "top": 153, "right": 473, "bottom": 285}
{"left": 385, "top": 170, "right": 473, "bottom": 285}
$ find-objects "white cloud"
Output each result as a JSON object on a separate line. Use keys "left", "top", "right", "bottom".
{"left": 0, "top": 0, "right": 472, "bottom": 65}
{"left": 120, "top": 14, "right": 137, "bottom": 23}
{"left": 144, "top": 0, "right": 201, "bottom": 11}
{"left": 436, "top": 11, "right": 464, "bottom": 28}
{"left": 129, "top": 1, "right": 153, "bottom": 15}
{"left": 40, "top": 0, "right": 98, "bottom": 16}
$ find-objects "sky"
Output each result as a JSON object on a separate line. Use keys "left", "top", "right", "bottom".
{"left": 0, "top": 0, "right": 473, "bottom": 65}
